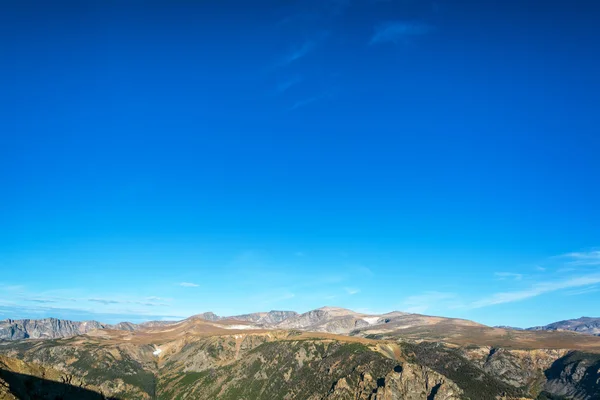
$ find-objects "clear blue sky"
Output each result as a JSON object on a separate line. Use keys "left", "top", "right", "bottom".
{"left": 1, "top": 0, "right": 599, "bottom": 327}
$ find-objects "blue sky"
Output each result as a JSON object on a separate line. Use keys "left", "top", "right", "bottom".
{"left": 1, "top": 0, "right": 599, "bottom": 327}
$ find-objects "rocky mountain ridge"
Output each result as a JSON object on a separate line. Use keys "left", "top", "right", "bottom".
{"left": 0, "top": 318, "right": 110, "bottom": 341}
{"left": 0, "top": 310, "right": 298, "bottom": 341}
{"left": 527, "top": 317, "right": 600, "bottom": 336}
{"left": 3, "top": 310, "right": 600, "bottom": 343}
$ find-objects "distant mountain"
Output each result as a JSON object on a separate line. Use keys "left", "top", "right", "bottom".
{"left": 5, "top": 311, "right": 599, "bottom": 344}
{"left": 229, "top": 310, "right": 298, "bottom": 324}
{"left": 0, "top": 318, "right": 109, "bottom": 340}
{"left": 0, "top": 310, "right": 299, "bottom": 341}
{"left": 191, "top": 310, "right": 298, "bottom": 325}
{"left": 494, "top": 325, "right": 524, "bottom": 330}
{"left": 275, "top": 306, "right": 375, "bottom": 333}
{"left": 527, "top": 317, "right": 600, "bottom": 336}
{"left": 190, "top": 312, "right": 221, "bottom": 321}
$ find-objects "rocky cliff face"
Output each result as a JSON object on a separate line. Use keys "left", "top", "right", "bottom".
{"left": 338, "top": 362, "right": 463, "bottom": 400}
{"left": 460, "top": 346, "right": 568, "bottom": 391}
{"left": 403, "top": 341, "right": 600, "bottom": 400}
{"left": 255, "top": 310, "right": 299, "bottom": 324}
{"left": 542, "top": 351, "right": 600, "bottom": 400}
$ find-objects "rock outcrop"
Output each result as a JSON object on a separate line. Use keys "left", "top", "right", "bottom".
{"left": 542, "top": 351, "right": 600, "bottom": 400}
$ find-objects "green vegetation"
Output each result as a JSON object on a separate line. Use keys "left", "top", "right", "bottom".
{"left": 69, "top": 349, "right": 156, "bottom": 398}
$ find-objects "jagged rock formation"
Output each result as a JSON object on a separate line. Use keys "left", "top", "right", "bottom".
{"left": 0, "top": 310, "right": 299, "bottom": 341}
{"left": 0, "top": 318, "right": 108, "bottom": 340}
{"left": 528, "top": 317, "right": 600, "bottom": 336}
{"left": 274, "top": 306, "right": 394, "bottom": 334}
{"left": 190, "top": 312, "right": 221, "bottom": 321}
{"left": 232, "top": 310, "right": 299, "bottom": 325}
{"left": 190, "top": 310, "right": 299, "bottom": 325}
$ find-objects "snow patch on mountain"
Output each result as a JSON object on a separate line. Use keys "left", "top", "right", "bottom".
{"left": 362, "top": 317, "right": 380, "bottom": 325}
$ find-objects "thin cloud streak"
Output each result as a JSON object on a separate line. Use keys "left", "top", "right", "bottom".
{"left": 280, "top": 41, "right": 315, "bottom": 66}
{"left": 561, "top": 250, "right": 600, "bottom": 266}
{"left": 0, "top": 304, "right": 183, "bottom": 324}
{"left": 289, "top": 96, "right": 320, "bottom": 110}
{"left": 89, "top": 298, "right": 121, "bottom": 305}
{"left": 276, "top": 31, "right": 328, "bottom": 68}
{"left": 494, "top": 272, "right": 523, "bottom": 281}
{"left": 28, "top": 299, "right": 58, "bottom": 304}
{"left": 345, "top": 287, "right": 360, "bottom": 295}
{"left": 179, "top": 282, "right": 199, "bottom": 287}
{"left": 565, "top": 286, "right": 600, "bottom": 296}
{"left": 401, "top": 291, "right": 457, "bottom": 314}
{"left": 277, "top": 76, "right": 302, "bottom": 93}
{"left": 370, "top": 21, "right": 434, "bottom": 44}
{"left": 471, "top": 274, "right": 600, "bottom": 308}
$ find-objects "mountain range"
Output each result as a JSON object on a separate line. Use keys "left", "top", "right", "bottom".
{"left": 2, "top": 309, "right": 599, "bottom": 341}
{"left": 1, "top": 308, "right": 599, "bottom": 399}
{"left": 527, "top": 317, "right": 600, "bottom": 336}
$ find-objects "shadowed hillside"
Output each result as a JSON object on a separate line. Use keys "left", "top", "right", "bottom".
{"left": 0, "top": 368, "right": 118, "bottom": 400}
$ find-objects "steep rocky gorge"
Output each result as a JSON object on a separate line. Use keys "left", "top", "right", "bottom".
{"left": 0, "top": 329, "right": 599, "bottom": 399}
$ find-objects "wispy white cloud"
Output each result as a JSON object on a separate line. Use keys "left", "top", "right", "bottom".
{"left": 370, "top": 21, "right": 434, "bottom": 45}
{"left": 557, "top": 267, "right": 577, "bottom": 273}
{"left": 561, "top": 250, "right": 600, "bottom": 266}
{"left": 280, "top": 41, "right": 316, "bottom": 66}
{"left": 146, "top": 296, "right": 169, "bottom": 302}
{"left": 565, "top": 286, "right": 600, "bottom": 296}
{"left": 275, "top": 31, "right": 329, "bottom": 69}
{"left": 289, "top": 89, "right": 335, "bottom": 111}
{"left": 0, "top": 304, "right": 183, "bottom": 324}
{"left": 87, "top": 298, "right": 167, "bottom": 307}
{"left": 89, "top": 298, "right": 121, "bottom": 305}
{"left": 179, "top": 282, "right": 199, "bottom": 287}
{"left": 356, "top": 265, "right": 374, "bottom": 277}
{"left": 494, "top": 272, "right": 523, "bottom": 281}
{"left": 401, "top": 291, "right": 457, "bottom": 314}
{"left": 277, "top": 76, "right": 302, "bottom": 93}
{"left": 249, "top": 289, "right": 295, "bottom": 305}
{"left": 471, "top": 274, "right": 600, "bottom": 308}
{"left": 0, "top": 284, "right": 26, "bottom": 293}
{"left": 345, "top": 287, "right": 360, "bottom": 295}
{"left": 28, "top": 299, "right": 58, "bottom": 304}
{"left": 289, "top": 96, "right": 320, "bottom": 111}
